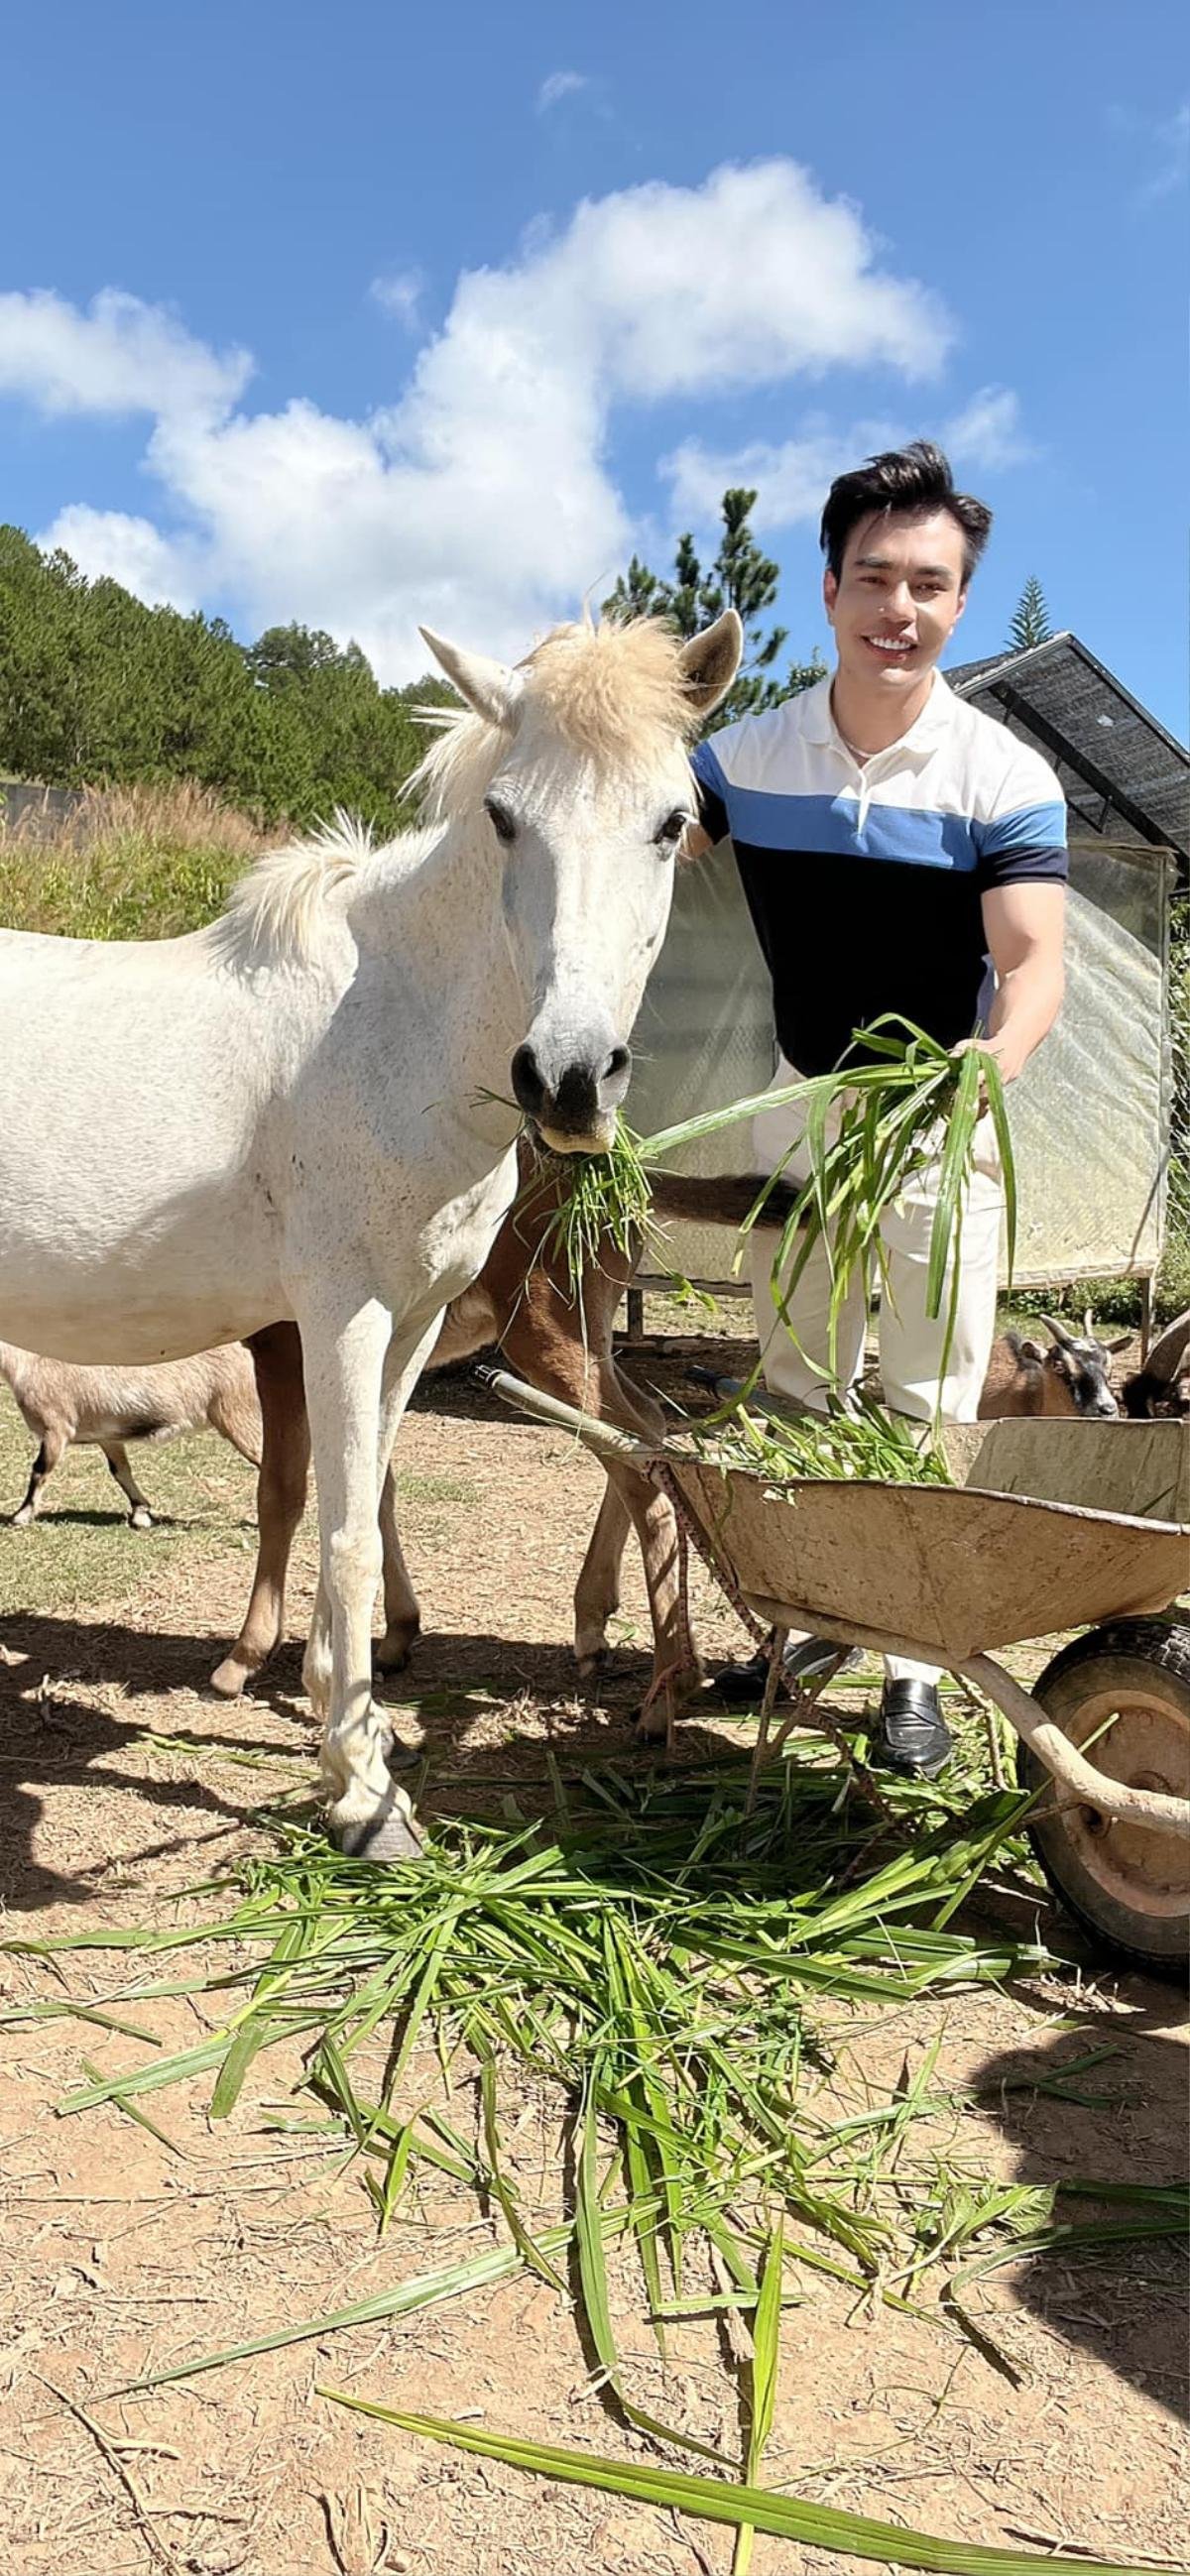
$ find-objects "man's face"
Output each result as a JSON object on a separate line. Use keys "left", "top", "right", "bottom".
{"left": 823, "top": 508, "right": 968, "bottom": 701}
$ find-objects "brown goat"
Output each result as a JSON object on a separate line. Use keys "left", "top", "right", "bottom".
{"left": 212, "top": 1155, "right": 795, "bottom": 1730}
{"left": 1, "top": 1340, "right": 262, "bottom": 1526}
{"left": 977, "top": 1314, "right": 1124, "bottom": 1421}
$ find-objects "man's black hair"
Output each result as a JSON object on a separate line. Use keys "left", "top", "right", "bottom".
{"left": 819, "top": 441, "right": 992, "bottom": 586}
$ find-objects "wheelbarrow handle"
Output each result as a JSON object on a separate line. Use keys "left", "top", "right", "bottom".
{"left": 472, "top": 1366, "right": 652, "bottom": 1463}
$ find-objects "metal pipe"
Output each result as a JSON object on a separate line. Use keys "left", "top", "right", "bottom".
{"left": 960, "top": 1654, "right": 1190, "bottom": 1837}
{"left": 473, "top": 1366, "right": 650, "bottom": 1461}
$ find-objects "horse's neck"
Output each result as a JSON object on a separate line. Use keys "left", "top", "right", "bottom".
{"left": 356, "top": 815, "right": 525, "bottom": 1142}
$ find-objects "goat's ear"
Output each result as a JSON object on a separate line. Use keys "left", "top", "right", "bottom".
{"left": 418, "top": 629, "right": 519, "bottom": 729}
{"left": 678, "top": 609, "right": 744, "bottom": 720}
{"left": 1017, "top": 1338, "right": 1045, "bottom": 1363}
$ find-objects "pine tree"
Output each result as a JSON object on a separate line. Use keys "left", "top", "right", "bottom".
{"left": 604, "top": 488, "right": 823, "bottom": 729}
{"left": 1008, "top": 576, "right": 1053, "bottom": 653}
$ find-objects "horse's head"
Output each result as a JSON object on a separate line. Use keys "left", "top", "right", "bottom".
{"left": 418, "top": 611, "right": 742, "bottom": 1152}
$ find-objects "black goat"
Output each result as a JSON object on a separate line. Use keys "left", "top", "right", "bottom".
{"left": 1121, "top": 1307, "right": 1190, "bottom": 1419}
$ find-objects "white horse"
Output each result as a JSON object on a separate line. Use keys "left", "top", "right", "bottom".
{"left": 0, "top": 610, "right": 741, "bottom": 1862}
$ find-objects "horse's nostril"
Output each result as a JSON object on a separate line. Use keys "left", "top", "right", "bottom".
{"left": 511, "top": 1043, "right": 545, "bottom": 1115}
{"left": 603, "top": 1044, "right": 631, "bottom": 1086}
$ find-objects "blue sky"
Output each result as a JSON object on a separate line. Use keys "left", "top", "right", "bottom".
{"left": 2, "top": 0, "right": 1186, "bottom": 731}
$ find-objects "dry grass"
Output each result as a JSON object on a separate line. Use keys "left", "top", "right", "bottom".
{"left": 0, "top": 781, "right": 271, "bottom": 941}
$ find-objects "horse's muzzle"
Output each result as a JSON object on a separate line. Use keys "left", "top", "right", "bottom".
{"left": 511, "top": 1038, "right": 632, "bottom": 1154}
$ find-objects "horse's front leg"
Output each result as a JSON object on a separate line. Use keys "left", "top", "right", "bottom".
{"left": 301, "top": 1303, "right": 438, "bottom": 1863}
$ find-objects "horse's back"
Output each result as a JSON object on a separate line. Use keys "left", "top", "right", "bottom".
{"left": 0, "top": 925, "right": 290, "bottom": 1360}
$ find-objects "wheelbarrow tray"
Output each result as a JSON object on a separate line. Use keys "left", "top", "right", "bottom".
{"left": 656, "top": 1460, "right": 1189, "bottom": 1665}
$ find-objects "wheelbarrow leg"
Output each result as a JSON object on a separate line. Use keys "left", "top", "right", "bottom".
{"left": 745, "top": 1627, "right": 789, "bottom": 1815}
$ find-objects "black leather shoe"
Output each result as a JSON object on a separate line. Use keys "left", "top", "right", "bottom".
{"left": 874, "top": 1680, "right": 952, "bottom": 1779}
{"left": 711, "top": 1633, "right": 862, "bottom": 1703}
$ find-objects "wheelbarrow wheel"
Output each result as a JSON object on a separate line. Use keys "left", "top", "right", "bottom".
{"left": 1018, "top": 1618, "right": 1190, "bottom": 1980}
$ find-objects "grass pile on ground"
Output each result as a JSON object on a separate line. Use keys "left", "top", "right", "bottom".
{"left": 7, "top": 1756, "right": 1184, "bottom": 2573}
{"left": 0, "top": 781, "right": 266, "bottom": 940}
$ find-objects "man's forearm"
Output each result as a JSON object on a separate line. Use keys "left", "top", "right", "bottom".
{"left": 985, "top": 956, "right": 1065, "bottom": 1080}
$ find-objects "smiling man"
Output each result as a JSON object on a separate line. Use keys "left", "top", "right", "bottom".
{"left": 687, "top": 441, "right": 1068, "bottom": 1777}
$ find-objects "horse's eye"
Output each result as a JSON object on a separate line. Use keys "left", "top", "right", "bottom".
{"left": 484, "top": 796, "right": 517, "bottom": 846}
{"left": 654, "top": 809, "right": 690, "bottom": 851}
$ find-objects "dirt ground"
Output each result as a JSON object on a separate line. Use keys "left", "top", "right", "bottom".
{"left": 0, "top": 1327, "right": 1186, "bottom": 2576}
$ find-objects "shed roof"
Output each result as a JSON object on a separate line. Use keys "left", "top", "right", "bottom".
{"left": 947, "top": 632, "right": 1188, "bottom": 869}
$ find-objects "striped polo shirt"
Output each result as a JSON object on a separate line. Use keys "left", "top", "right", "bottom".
{"left": 690, "top": 672, "right": 1067, "bottom": 1077}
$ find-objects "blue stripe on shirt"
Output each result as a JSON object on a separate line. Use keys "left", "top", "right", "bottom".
{"left": 715, "top": 786, "right": 981, "bottom": 869}
{"left": 705, "top": 783, "right": 1068, "bottom": 874}
{"left": 975, "top": 799, "right": 1068, "bottom": 857}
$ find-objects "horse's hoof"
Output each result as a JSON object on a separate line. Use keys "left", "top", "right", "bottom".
{"left": 130, "top": 1507, "right": 154, "bottom": 1532}
{"left": 336, "top": 1788, "right": 426, "bottom": 1866}
{"left": 375, "top": 1626, "right": 419, "bottom": 1676}
{"left": 209, "top": 1652, "right": 257, "bottom": 1698}
{"left": 575, "top": 1645, "right": 608, "bottom": 1682}
{"left": 11, "top": 1507, "right": 34, "bottom": 1529}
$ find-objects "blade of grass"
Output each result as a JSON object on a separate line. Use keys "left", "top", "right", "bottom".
{"left": 322, "top": 2400, "right": 1175, "bottom": 2576}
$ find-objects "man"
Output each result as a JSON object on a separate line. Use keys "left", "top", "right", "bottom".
{"left": 686, "top": 441, "right": 1067, "bottom": 1778}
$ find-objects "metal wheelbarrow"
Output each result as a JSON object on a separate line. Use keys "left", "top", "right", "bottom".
{"left": 481, "top": 1370, "right": 1190, "bottom": 1978}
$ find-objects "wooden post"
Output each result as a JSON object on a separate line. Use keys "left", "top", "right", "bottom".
{"left": 625, "top": 1288, "right": 646, "bottom": 1342}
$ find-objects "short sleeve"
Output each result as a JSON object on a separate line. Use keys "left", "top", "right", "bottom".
{"left": 690, "top": 735, "right": 730, "bottom": 846}
{"left": 975, "top": 738, "right": 1068, "bottom": 886}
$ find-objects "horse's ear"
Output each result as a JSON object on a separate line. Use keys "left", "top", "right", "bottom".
{"left": 418, "top": 629, "right": 517, "bottom": 729}
{"left": 677, "top": 609, "right": 744, "bottom": 720}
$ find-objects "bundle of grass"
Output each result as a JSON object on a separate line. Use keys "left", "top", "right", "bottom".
{"left": 694, "top": 1389, "right": 955, "bottom": 1486}
{"left": 641, "top": 1017, "right": 1014, "bottom": 1386}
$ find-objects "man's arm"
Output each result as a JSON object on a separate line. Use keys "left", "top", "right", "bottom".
{"left": 967, "top": 879, "right": 1066, "bottom": 1084}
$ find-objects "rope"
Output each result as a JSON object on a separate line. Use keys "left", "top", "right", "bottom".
{"left": 652, "top": 1456, "right": 895, "bottom": 1822}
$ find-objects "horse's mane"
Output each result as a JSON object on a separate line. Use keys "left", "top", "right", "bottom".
{"left": 412, "top": 616, "right": 697, "bottom": 821}
{"left": 214, "top": 813, "right": 374, "bottom": 968}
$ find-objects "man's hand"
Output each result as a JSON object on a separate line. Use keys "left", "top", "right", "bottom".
{"left": 951, "top": 1028, "right": 1030, "bottom": 1092}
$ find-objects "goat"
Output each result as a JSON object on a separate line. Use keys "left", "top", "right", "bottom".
{"left": 977, "top": 1312, "right": 1125, "bottom": 1420}
{"left": 0, "top": 1342, "right": 262, "bottom": 1526}
{"left": 1121, "top": 1307, "right": 1190, "bottom": 1420}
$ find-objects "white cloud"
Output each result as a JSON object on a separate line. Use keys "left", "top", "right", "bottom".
{"left": 38, "top": 504, "right": 201, "bottom": 610}
{"left": 1138, "top": 100, "right": 1189, "bottom": 204}
{"left": 942, "top": 385, "right": 1034, "bottom": 471}
{"left": 14, "top": 161, "right": 954, "bottom": 679}
{"left": 537, "top": 69, "right": 589, "bottom": 112}
{"left": 0, "top": 287, "right": 250, "bottom": 419}
{"left": 661, "top": 427, "right": 874, "bottom": 531}
{"left": 369, "top": 270, "right": 423, "bottom": 328}
{"left": 661, "top": 383, "right": 1032, "bottom": 543}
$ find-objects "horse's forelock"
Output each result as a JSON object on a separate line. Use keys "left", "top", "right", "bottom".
{"left": 411, "top": 616, "right": 698, "bottom": 822}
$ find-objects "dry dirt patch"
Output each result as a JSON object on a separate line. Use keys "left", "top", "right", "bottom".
{"left": 1, "top": 1346, "right": 1186, "bottom": 2576}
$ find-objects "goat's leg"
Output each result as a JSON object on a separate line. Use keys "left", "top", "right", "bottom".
{"left": 376, "top": 1461, "right": 421, "bottom": 1673}
{"left": 12, "top": 1426, "right": 67, "bottom": 1525}
{"left": 207, "top": 1383, "right": 265, "bottom": 1467}
{"left": 101, "top": 1439, "right": 155, "bottom": 1530}
{"left": 302, "top": 1302, "right": 438, "bottom": 1861}
{"left": 574, "top": 1477, "right": 632, "bottom": 1674}
{"left": 211, "top": 1323, "right": 309, "bottom": 1698}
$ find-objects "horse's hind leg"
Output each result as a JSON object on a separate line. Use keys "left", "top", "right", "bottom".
{"left": 102, "top": 1440, "right": 155, "bottom": 1530}
{"left": 376, "top": 1461, "right": 421, "bottom": 1673}
{"left": 12, "top": 1426, "right": 67, "bottom": 1526}
{"left": 211, "top": 1323, "right": 310, "bottom": 1698}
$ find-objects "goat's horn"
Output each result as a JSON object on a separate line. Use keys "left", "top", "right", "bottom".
{"left": 1143, "top": 1307, "right": 1190, "bottom": 1385}
{"left": 1040, "top": 1313, "right": 1076, "bottom": 1350}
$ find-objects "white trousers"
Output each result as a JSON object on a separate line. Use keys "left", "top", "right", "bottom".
{"left": 747, "top": 1052, "right": 1004, "bottom": 1690}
